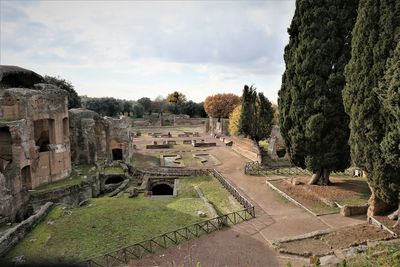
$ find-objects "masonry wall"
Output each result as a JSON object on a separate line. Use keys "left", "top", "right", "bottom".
{"left": 69, "top": 108, "right": 110, "bottom": 165}
{"left": 231, "top": 135, "right": 262, "bottom": 163}
{"left": 205, "top": 117, "right": 229, "bottom": 135}
{"left": 0, "top": 68, "right": 72, "bottom": 221}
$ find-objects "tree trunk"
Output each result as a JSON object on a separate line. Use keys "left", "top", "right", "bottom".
{"left": 318, "top": 168, "right": 331, "bottom": 185}
{"left": 308, "top": 169, "right": 322, "bottom": 185}
{"left": 308, "top": 168, "right": 330, "bottom": 185}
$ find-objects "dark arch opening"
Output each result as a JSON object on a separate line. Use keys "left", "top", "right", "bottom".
{"left": 0, "top": 127, "right": 12, "bottom": 166}
{"left": 112, "top": 149, "right": 123, "bottom": 161}
{"left": 151, "top": 183, "right": 173, "bottom": 196}
{"left": 21, "top": 165, "right": 32, "bottom": 190}
{"left": 105, "top": 176, "right": 124, "bottom": 185}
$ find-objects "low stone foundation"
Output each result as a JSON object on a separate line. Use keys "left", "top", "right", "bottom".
{"left": 146, "top": 144, "right": 171, "bottom": 149}
{"left": 340, "top": 204, "right": 369, "bottom": 217}
{"left": 30, "top": 175, "right": 100, "bottom": 210}
{"left": 0, "top": 202, "right": 53, "bottom": 257}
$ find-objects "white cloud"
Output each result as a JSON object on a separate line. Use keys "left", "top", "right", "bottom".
{"left": 0, "top": 0, "right": 295, "bottom": 102}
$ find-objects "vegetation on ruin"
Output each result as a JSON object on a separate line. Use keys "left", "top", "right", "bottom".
{"left": 43, "top": 75, "right": 82, "bottom": 109}
{"left": 32, "top": 165, "right": 96, "bottom": 193}
{"left": 104, "top": 166, "right": 124, "bottom": 175}
{"left": 343, "top": 0, "right": 400, "bottom": 208}
{"left": 278, "top": 0, "right": 358, "bottom": 185}
{"left": 6, "top": 176, "right": 240, "bottom": 263}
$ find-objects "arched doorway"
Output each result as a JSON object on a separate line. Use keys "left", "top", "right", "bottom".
{"left": 0, "top": 127, "right": 12, "bottom": 169}
{"left": 151, "top": 183, "right": 173, "bottom": 196}
{"left": 112, "top": 148, "right": 123, "bottom": 161}
{"left": 21, "top": 165, "right": 32, "bottom": 190}
{"left": 105, "top": 176, "right": 124, "bottom": 185}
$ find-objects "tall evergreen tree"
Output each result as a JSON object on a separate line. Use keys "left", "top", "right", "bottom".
{"left": 239, "top": 85, "right": 253, "bottom": 137}
{"left": 343, "top": 0, "right": 400, "bottom": 214}
{"left": 255, "top": 92, "right": 274, "bottom": 142}
{"left": 278, "top": 0, "right": 358, "bottom": 185}
{"left": 239, "top": 85, "right": 273, "bottom": 142}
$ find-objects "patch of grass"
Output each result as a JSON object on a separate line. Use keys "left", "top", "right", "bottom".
{"left": 131, "top": 153, "right": 159, "bottom": 169}
{"left": 180, "top": 176, "right": 241, "bottom": 215}
{"left": 310, "top": 201, "right": 340, "bottom": 215}
{"left": 32, "top": 165, "right": 96, "bottom": 193}
{"left": 336, "top": 192, "right": 370, "bottom": 206}
{"left": 104, "top": 166, "right": 124, "bottom": 175}
{"left": 339, "top": 242, "right": 400, "bottom": 267}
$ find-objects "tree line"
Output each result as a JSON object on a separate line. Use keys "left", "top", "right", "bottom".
{"left": 39, "top": 77, "right": 207, "bottom": 118}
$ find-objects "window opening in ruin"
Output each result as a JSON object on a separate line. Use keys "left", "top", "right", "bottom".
{"left": 112, "top": 148, "right": 123, "bottom": 161}
{"left": 151, "top": 183, "right": 173, "bottom": 196}
{"left": 21, "top": 165, "right": 32, "bottom": 190}
{"left": 33, "top": 119, "right": 55, "bottom": 152}
{"left": 0, "top": 127, "right": 13, "bottom": 165}
{"left": 63, "top": 117, "right": 69, "bottom": 139}
{"left": 105, "top": 176, "right": 124, "bottom": 185}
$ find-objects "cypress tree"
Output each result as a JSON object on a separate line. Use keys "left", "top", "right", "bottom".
{"left": 343, "top": 0, "right": 400, "bottom": 214}
{"left": 255, "top": 92, "right": 274, "bottom": 142}
{"left": 239, "top": 85, "right": 253, "bottom": 137}
{"left": 278, "top": 0, "right": 358, "bottom": 185}
{"left": 239, "top": 86, "right": 273, "bottom": 142}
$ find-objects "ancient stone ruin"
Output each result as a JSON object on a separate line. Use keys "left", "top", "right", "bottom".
{"left": 69, "top": 108, "right": 135, "bottom": 164}
{"left": 0, "top": 66, "right": 72, "bottom": 221}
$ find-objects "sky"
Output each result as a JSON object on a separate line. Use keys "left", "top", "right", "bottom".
{"left": 0, "top": 0, "right": 295, "bottom": 103}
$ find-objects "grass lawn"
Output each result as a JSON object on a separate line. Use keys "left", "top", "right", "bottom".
{"left": 104, "top": 166, "right": 124, "bottom": 175}
{"left": 32, "top": 165, "right": 96, "bottom": 193}
{"left": 335, "top": 192, "right": 370, "bottom": 206}
{"left": 6, "top": 176, "right": 241, "bottom": 264}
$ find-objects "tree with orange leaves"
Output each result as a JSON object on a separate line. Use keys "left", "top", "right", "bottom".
{"left": 203, "top": 93, "right": 240, "bottom": 121}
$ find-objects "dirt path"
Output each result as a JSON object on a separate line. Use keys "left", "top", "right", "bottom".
{"left": 130, "top": 136, "right": 366, "bottom": 266}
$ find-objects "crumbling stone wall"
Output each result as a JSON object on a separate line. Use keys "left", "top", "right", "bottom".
{"left": 0, "top": 65, "right": 71, "bottom": 222}
{"left": 205, "top": 117, "right": 229, "bottom": 135}
{"left": 268, "top": 126, "right": 289, "bottom": 160}
{"left": 105, "top": 116, "right": 134, "bottom": 162}
{"left": 69, "top": 110, "right": 134, "bottom": 164}
{"left": 231, "top": 135, "right": 262, "bottom": 163}
{"left": 69, "top": 108, "right": 110, "bottom": 164}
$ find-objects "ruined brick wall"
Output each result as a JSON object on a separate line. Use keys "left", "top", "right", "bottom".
{"left": 105, "top": 116, "right": 134, "bottom": 162}
{"left": 231, "top": 135, "right": 262, "bottom": 163}
{"left": 268, "top": 126, "right": 289, "bottom": 160}
{"left": 69, "top": 108, "right": 110, "bottom": 165}
{"left": 0, "top": 65, "right": 72, "bottom": 221}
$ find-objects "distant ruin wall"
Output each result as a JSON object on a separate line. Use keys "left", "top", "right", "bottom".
{"left": 231, "top": 136, "right": 262, "bottom": 163}
{"left": 0, "top": 202, "right": 53, "bottom": 257}
{"left": 205, "top": 117, "right": 229, "bottom": 135}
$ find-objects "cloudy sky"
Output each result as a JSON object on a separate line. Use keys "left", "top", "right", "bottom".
{"left": 0, "top": 0, "right": 295, "bottom": 103}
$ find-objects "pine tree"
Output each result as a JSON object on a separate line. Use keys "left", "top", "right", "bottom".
{"left": 278, "top": 0, "right": 358, "bottom": 185}
{"left": 343, "top": 0, "right": 400, "bottom": 214}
